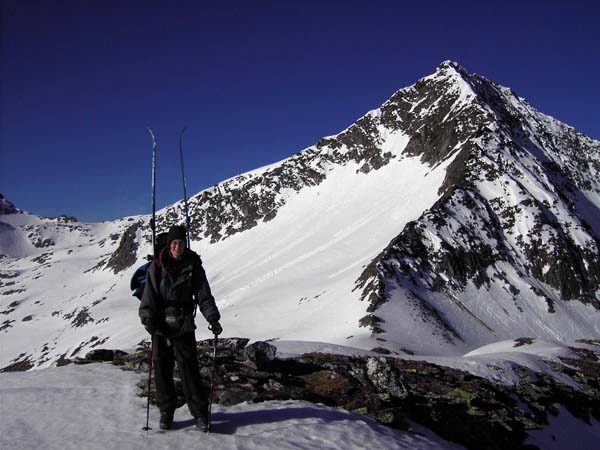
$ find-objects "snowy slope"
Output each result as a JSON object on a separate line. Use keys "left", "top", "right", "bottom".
{"left": 0, "top": 362, "right": 463, "bottom": 450}
{"left": 2, "top": 341, "right": 599, "bottom": 450}
{"left": 0, "top": 144, "right": 452, "bottom": 368}
{"left": 0, "top": 117, "right": 454, "bottom": 369}
{"left": 0, "top": 211, "right": 146, "bottom": 369}
{"left": 1, "top": 61, "right": 600, "bottom": 370}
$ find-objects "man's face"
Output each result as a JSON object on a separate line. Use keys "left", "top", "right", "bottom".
{"left": 170, "top": 239, "right": 185, "bottom": 259}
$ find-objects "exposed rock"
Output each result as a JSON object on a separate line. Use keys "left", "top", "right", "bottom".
{"left": 55, "top": 215, "right": 78, "bottom": 223}
{"left": 111, "top": 337, "right": 600, "bottom": 450}
{"left": 55, "top": 353, "right": 72, "bottom": 367}
{"left": 73, "top": 348, "right": 128, "bottom": 364}
{"left": 32, "top": 238, "right": 55, "bottom": 249}
{"left": 63, "top": 307, "right": 94, "bottom": 328}
{"left": 243, "top": 341, "right": 277, "bottom": 368}
{"left": 0, "top": 319, "right": 15, "bottom": 331}
{"left": 0, "top": 300, "right": 20, "bottom": 315}
{"left": 32, "top": 252, "right": 53, "bottom": 265}
{"left": 105, "top": 223, "right": 140, "bottom": 274}
{"left": 0, "top": 353, "right": 34, "bottom": 372}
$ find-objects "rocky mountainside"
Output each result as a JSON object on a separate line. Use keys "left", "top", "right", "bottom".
{"left": 354, "top": 62, "right": 600, "bottom": 352}
{"left": 1, "top": 61, "right": 599, "bottom": 371}
{"left": 159, "top": 61, "right": 600, "bottom": 353}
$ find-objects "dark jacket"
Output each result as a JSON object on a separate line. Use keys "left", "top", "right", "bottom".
{"left": 139, "top": 248, "right": 220, "bottom": 336}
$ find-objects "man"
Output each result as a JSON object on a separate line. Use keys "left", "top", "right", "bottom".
{"left": 139, "top": 224, "right": 222, "bottom": 431}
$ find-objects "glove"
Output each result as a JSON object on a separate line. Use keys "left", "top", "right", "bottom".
{"left": 208, "top": 321, "right": 223, "bottom": 336}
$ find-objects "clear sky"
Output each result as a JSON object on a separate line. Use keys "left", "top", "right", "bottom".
{"left": 1, "top": 0, "right": 599, "bottom": 222}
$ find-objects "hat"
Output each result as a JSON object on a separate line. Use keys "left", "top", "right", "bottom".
{"left": 167, "top": 225, "right": 187, "bottom": 245}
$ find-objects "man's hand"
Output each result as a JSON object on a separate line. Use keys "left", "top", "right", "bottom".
{"left": 208, "top": 321, "right": 223, "bottom": 336}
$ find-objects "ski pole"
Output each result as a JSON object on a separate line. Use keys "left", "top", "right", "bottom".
{"left": 142, "top": 339, "right": 153, "bottom": 431}
{"left": 207, "top": 333, "right": 218, "bottom": 432}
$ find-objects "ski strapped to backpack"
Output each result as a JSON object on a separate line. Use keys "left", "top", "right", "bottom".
{"left": 133, "top": 127, "right": 194, "bottom": 301}
{"left": 179, "top": 126, "right": 191, "bottom": 248}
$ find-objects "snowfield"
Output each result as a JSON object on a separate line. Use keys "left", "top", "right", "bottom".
{"left": 0, "top": 362, "right": 463, "bottom": 450}
{"left": 2, "top": 339, "right": 600, "bottom": 449}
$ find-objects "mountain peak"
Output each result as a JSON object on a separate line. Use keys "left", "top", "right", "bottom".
{"left": 432, "top": 60, "right": 471, "bottom": 82}
{"left": 436, "top": 59, "right": 467, "bottom": 72}
{"left": 0, "top": 193, "right": 20, "bottom": 215}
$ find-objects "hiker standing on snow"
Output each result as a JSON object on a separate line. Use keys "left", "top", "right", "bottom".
{"left": 139, "top": 224, "right": 222, "bottom": 431}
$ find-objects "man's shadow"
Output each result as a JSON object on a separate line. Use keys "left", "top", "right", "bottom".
{"left": 172, "top": 405, "right": 387, "bottom": 435}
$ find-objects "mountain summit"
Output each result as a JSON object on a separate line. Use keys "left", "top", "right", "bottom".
{"left": 1, "top": 62, "right": 599, "bottom": 370}
{"left": 353, "top": 61, "right": 600, "bottom": 353}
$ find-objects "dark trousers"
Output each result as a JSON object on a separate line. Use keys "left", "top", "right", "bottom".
{"left": 152, "top": 332, "right": 208, "bottom": 418}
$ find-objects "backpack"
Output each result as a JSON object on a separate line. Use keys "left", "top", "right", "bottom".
{"left": 130, "top": 261, "right": 152, "bottom": 300}
{"left": 130, "top": 232, "right": 168, "bottom": 301}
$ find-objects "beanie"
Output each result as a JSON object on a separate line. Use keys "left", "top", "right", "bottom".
{"left": 167, "top": 225, "right": 187, "bottom": 245}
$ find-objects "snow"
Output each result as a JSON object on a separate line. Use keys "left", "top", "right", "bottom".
{"left": 160, "top": 150, "right": 450, "bottom": 353}
{"left": 526, "top": 406, "right": 600, "bottom": 450}
{"left": 0, "top": 362, "right": 464, "bottom": 450}
{"left": 400, "top": 338, "right": 600, "bottom": 389}
{"left": 3, "top": 339, "right": 599, "bottom": 449}
{"left": 272, "top": 340, "right": 379, "bottom": 358}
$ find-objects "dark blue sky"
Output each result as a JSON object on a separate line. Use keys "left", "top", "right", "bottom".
{"left": 2, "top": 0, "right": 599, "bottom": 222}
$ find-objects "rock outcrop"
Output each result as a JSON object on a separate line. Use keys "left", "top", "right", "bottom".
{"left": 78, "top": 338, "right": 600, "bottom": 450}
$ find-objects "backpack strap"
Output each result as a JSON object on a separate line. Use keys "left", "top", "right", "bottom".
{"left": 154, "top": 248, "right": 167, "bottom": 284}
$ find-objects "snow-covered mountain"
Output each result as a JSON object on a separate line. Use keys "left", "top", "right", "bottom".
{"left": 2, "top": 61, "right": 599, "bottom": 370}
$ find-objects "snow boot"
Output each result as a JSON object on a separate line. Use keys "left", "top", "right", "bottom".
{"left": 159, "top": 410, "right": 174, "bottom": 430}
{"left": 194, "top": 416, "right": 209, "bottom": 432}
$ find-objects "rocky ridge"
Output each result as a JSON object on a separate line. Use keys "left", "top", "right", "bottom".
{"left": 353, "top": 62, "right": 600, "bottom": 344}
{"left": 75, "top": 337, "right": 600, "bottom": 450}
